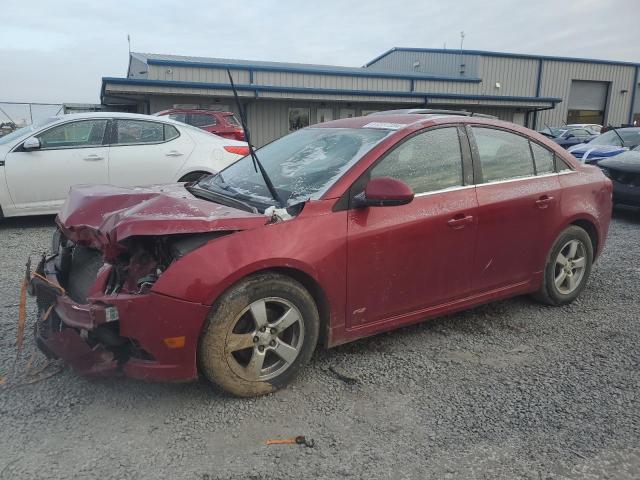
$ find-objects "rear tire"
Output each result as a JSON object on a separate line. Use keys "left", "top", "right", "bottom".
{"left": 198, "top": 273, "right": 319, "bottom": 397}
{"left": 533, "top": 225, "right": 593, "bottom": 306}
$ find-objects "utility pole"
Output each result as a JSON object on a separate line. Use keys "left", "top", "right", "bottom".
{"left": 460, "top": 31, "right": 465, "bottom": 50}
{"left": 127, "top": 34, "right": 131, "bottom": 55}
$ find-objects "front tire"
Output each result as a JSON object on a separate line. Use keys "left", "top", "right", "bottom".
{"left": 198, "top": 273, "right": 319, "bottom": 397}
{"left": 534, "top": 225, "right": 593, "bottom": 306}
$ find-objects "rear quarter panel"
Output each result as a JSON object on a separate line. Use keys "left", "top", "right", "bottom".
{"left": 558, "top": 167, "right": 612, "bottom": 259}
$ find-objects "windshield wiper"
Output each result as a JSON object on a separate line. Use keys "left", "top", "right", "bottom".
{"left": 185, "top": 184, "right": 258, "bottom": 213}
{"left": 607, "top": 125, "right": 625, "bottom": 147}
{"left": 226, "top": 69, "right": 284, "bottom": 208}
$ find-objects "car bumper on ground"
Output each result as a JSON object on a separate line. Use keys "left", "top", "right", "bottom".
{"left": 29, "top": 256, "right": 210, "bottom": 381}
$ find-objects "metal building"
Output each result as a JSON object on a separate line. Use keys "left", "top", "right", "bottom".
{"left": 101, "top": 48, "right": 640, "bottom": 147}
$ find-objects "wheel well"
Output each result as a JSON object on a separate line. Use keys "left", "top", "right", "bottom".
{"left": 178, "top": 171, "right": 211, "bottom": 182}
{"left": 571, "top": 219, "right": 598, "bottom": 254}
{"left": 258, "top": 267, "right": 331, "bottom": 348}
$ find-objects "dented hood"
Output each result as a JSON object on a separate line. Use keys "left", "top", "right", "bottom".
{"left": 57, "top": 184, "right": 266, "bottom": 250}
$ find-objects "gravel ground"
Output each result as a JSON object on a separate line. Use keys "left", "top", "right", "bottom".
{"left": 0, "top": 210, "right": 639, "bottom": 480}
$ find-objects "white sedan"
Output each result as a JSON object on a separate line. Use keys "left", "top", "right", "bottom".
{"left": 0, "top": 112, "right": 249, "bottom": 218}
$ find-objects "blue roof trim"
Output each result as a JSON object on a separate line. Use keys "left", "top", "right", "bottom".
{"left": 101, "top": 77, "right": 562, "bottom": 104}
{"left": 144, "top": 58, "right": 481, "bottom": 83}
{"left": 365, "top": 47, "right": 640, "bottom": 68}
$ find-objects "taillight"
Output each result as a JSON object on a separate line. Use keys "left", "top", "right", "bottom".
{"left": 224, "top": 146, "right": 249, "bottom": 156}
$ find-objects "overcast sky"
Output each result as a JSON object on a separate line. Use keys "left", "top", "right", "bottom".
{"left": 1, "top": 0, "right": 638, "bottom": 107}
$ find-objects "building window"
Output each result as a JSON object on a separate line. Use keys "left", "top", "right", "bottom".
{"left": 288, "top": 108, "right": 309, "bottom": 131}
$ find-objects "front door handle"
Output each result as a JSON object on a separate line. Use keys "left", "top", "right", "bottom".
{"left": 447, "top": 214, "right": 474, "bottom": 229}
{"left": 166, "top": 150, "right": 184, "bottom": 157}
{"left": 535, "top": 195, "right": 554, "bottom": 209}
{"left": 83, "top": 154, "right": 104, "bottom": 161}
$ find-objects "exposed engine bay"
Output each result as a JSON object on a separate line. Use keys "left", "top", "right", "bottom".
{"left": 53, "top": 229, "right": 231, "bottom": 302}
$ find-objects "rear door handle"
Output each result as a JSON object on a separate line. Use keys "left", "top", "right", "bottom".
{"left": 83, "top": 154, "right": 104, "bottom": 161}
{"left": 447, "top": 214, "right": 474, "bottom": 229}
{"left": 535, "top": 195, "right": 554, "bottom": 209}
{"left": 166, "top": 150, "right": 184, "bottom": 157}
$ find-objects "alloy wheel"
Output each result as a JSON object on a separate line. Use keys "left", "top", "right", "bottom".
{"left": 554, "top": 239, "right": 587, "bottom": 295}
{"left": 225, "top": 297, "right": 305, "bottom": 381}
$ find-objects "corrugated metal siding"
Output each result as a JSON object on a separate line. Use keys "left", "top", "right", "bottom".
{"left": 254, "top": 71, "right": 409, "bottom": 92}
{"left": 478, "top": 56, "right": 538, "bottom": 96}
{"left": 537, "top": 60, "right": 636, "bottom": 127}
{"left": 412, "top": 55, "right": 538, "bottom": 97}
{"left": 147, "top": 65, "right": 250, "bottom": 84}
{"left": 367, "top": 51, "right": 479, "bottom": 78}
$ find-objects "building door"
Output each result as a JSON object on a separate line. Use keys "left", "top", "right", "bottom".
{"left": 316, "top": 108, "right": 333, "bottom": 124}
{"left": 567, "top": 80, "right": 609, "bottom": 125}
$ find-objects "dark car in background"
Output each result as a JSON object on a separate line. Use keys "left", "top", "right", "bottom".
{"left": 155, "top": 108, "right": 245, "bottom": 141}
{"left": 568, "top": 127, "right": 640, "bottom": 164}
{"left": 539, "top": 126, "right": 597, "bottom": 149}
{"left": 598, "top": 146, "right": 640, "bottom": 207}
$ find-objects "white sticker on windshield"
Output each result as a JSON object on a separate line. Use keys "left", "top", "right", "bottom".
{"left": 362, "top": 122, "right": 405, "bottom": 130}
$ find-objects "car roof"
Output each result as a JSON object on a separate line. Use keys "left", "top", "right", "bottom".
{"left": 157, "top": 108, "right": 234, "bottom": 115}
{"left": 43, "top": 111, "right": 188, "bottom": 126}
{"left": 312, "top": 112, "right": 510, "bottom": 131}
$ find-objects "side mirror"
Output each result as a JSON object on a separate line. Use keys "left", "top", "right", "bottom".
{"left": 23, "top": 137, "right": 41, "bottom": 150}
{"left": 566, "top": 133, "right": 575, "bottom": 139}
{"left": 354, "top": 177, "right": 414, "bottom": 208}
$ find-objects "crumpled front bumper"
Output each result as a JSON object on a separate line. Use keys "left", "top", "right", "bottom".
{"left": 30, "top": 256, "right": 210, "bottom": 381}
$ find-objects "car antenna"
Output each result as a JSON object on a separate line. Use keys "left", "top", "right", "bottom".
{"left": 226, "top": 69, "right": 283, "bottom": 208}
{"left": 607, "top": 124, "right": 625, "bottom": 146}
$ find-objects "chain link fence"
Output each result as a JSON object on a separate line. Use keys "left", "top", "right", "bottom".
{"left": 0, "top": 102, "right": 104, "bottom": 137}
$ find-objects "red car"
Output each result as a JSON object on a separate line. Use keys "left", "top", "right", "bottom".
{"left": 154, "top": 108, "right": 245, "bottom": 141}
{"left": 31, "top": 111, "right": 612, "bottom": 397}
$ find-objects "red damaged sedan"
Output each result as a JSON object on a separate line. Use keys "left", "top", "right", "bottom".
{"left": 30, "top": 110, "right": 612, "bottom": 397}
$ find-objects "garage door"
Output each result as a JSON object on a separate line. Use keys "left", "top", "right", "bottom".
{"left": 567, "top": 80, "right": 609, "bottom": 125}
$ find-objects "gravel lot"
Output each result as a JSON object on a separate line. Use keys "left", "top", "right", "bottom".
{"left": 0, "top": 210, "right": 639, "bottom": 479}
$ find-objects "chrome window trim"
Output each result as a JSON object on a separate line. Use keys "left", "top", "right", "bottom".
{"left": 475, "top": 171, "right": 575, "bottom": 188}
{"left": 414, "top": 184, "right": 474, "bottom": 197}
{"left": 414, "top": 170, "right": 577, "bottom": 195}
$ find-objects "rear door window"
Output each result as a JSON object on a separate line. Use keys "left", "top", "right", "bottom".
{"left": 164, "top": 124, "right": 179, "bottom": 141}
{"left": 189, "top": 114, "right": 217, "bottom": 127}
{"left": 114, "top": 120, "right": 166, "bottom": 144}
{"left": 530, "top": 142, "right": 555, "bottom": 174}
{"left": 371, "top": 127, "right": 464, "bottom": 194}
{"left": 168, "top": 113, "right": 186, "bottom": 123}
{"left": 224, "top": 114, "right": 241, "bottom": 126}
{"left": 471, "top": 127, "right": 534, "bottom": 182}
